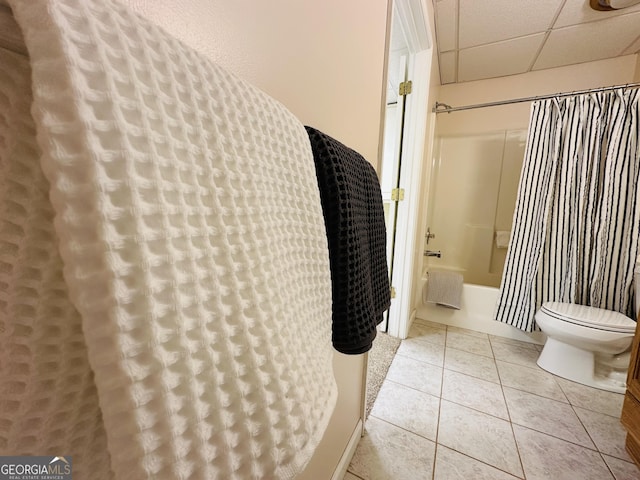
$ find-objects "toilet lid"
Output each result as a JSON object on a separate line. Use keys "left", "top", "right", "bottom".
{"left": 540, "top": 302, "right": 637, "bottom": 333}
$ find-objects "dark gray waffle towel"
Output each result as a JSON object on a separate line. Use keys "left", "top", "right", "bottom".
{"left": 306, "top": 126, "right": 391, "bottom": 354}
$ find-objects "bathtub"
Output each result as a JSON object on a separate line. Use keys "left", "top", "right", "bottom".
{"left": 415, "top": 274, "right": 545, "bottom": 345}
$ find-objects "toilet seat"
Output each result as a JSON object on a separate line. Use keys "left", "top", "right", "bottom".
{"left": 540, "top": 302, "right": 636, "bottom": 333}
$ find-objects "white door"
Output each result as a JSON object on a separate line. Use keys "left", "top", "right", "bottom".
{"left": 381, "top": 0, "right": 433, "bottom": 339}
{"left": 380, "top": 55, "right": 408, "bottom": 332}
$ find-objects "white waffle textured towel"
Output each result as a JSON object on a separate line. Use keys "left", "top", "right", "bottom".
{"left": 2, "top": 0, "right": 337, "bottom": 478}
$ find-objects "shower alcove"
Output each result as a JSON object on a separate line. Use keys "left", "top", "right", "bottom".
{"left": 417, "top": 128, "right": 544, "bottom": 343}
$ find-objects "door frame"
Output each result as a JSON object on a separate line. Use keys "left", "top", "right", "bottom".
{"left": 384, "top": 0, "right": 433, "bottom": 339}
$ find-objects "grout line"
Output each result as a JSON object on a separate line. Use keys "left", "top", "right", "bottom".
{"left": 505, "top": 419, "right": 526, "bottom": 478}
{"left": 344, "top": 469, "right": 366, "bottom": 480}
{"left": 570, "top": 403, "right": 602, "bottom": 454}
{"left": 526, "top": 0, "right": 568, "bottom": 73}
{"left": 554, "top": 379, "right": 625, "bottom": 418}
{"left": 599, "top": 450, "right": 639, "bottom": 469}
{"left": 495, "top": 348, "right": 527, "bottom": 479}
{"left": 619, "top": 31, "right": 640, "bottom": 56}
{"left": 566, "top": 403, "right": 634, "bottom": 462}
{"left": 505, "top": 390, "right": 628, "bottom": 460}
{"left": 384, "top": 377, "right": 441, "bottom": 400}
{"left": 435, "top": 445, "right": 525, "bottom": 480}
{"left": 454, "top": 0, "right": 459, "bottom": 83}
{"left": 599, "top": 451, "right": 618, "bottom": 480}
{"left": 510, "top": 420, "right": 604, "bottom": 455}
{"left": 405, "top": 335, "right": 447, "bottom": 348}
{"left": 413, "top": 317, "right": 447, "bottom": 330}
{"left": 432, "top": 328, "right": 448, "bottom": 478}
{"left": 442, "top": 354, "right": 501, "bottom": 385}
{"left": 431, "top": 350, "right": 446, "bottom": 480}
{"left": 368, "top": 414, "right": 437, "bottom": 445}
{"left": 488, "top": 335, "right": 542, "bottom": 352}
{"left": 400, "top": 322, "right": 629, "bottom": 478}
{"left": 567, "top": 404, "right": 625, "bottom": 419}
{"left": 439, "top": 362, "right": 525, "bottom": 478}
{"left": 440, "top": 395, "right": 511, "bottom": 424}
{"left": 444, "top": 344, "right": 495, "bottom": 360}
{"left": 431, "top": 443, "right": 439, "bottom": 480}
{"left": 495, "top": 356, "right": 557, "bottom": 373}
{"left": 500, "top": 383, "right": 569, "bottom": 405}
{"left": 394, "top": 350, "right": 444, "bottom": 369}
{"left": 446, "top": 325, "right": 490, "bottom": 338}
{"left": 443, "top": 368, "right": 501, "bottom": 387}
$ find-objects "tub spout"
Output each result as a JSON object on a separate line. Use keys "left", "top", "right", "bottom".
{"left": 424, "top": 250, "right": 441, "bottom": 258}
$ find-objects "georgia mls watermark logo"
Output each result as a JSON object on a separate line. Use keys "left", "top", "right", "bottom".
{"left": 0, "top": 456, "right": 72, "bottom": 480}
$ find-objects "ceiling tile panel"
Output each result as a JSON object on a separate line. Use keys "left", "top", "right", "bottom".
{"left": 458, "top": 34, "right": 546, "bottom": 82}
{"left": 554, "top": 0, "right": 640, "bottom": 27}
{"left": 534, "top": 12, "right": 640, "bottom": 70}
{"left": 435, "top": 0, "right": 457, "bottom": 52}
{"left": 432, "top": 0, "right": 640, "bottom": 84}
{"left": 459, "top": 0, "right": 564, "bottom": 48}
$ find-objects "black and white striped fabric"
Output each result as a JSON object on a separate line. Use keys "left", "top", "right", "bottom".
{"left": 495, "top": 88, "right": 640, "bottom": 332}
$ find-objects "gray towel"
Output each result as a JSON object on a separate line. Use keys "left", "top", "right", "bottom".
{"left": 423, "top": 271, "right": 464, "bottom": 309}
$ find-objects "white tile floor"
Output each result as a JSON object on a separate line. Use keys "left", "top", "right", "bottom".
{"left": 346, "top": 318, "right": 640, "bottom": 480}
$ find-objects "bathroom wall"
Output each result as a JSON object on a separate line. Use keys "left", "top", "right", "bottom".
{"left": 413, "top": 53, "right": 639, "bottom": 313}
{"left": 121, "top": 0, "right": 389, "bottom": 167}
{"left": 635, "top": 53, "right": 640, "bottom": 81}
{"left": 118, "top": 1, "right": 391, "bottom": 478}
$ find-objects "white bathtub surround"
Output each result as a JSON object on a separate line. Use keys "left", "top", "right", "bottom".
{"left": 495, "top": 88, "right": 640, "bottom": 332}
{"left": 427, "top": 130, "right": 526, "bottom": 290}
{"left": 416, "top": 276, "right": 545, "bottom": 346}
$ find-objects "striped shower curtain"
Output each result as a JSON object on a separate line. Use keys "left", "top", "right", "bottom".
{"left": 495, "top": 87, "right": 640, "bottom": 332}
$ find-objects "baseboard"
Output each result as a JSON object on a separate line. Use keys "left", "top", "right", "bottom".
{"left": 331, "top": 418, "right": 363, "bottom": 480}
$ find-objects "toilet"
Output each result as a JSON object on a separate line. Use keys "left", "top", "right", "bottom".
{"left": 535, "top": 260, "right": 640, "bottom": 394}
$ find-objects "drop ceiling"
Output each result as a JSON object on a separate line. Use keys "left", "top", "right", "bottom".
{"left": 434, "top": 0, "right": 640, "bottom": 84}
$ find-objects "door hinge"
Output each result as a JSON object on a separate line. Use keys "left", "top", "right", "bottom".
{"left": 390, "top": 286, "right": 397, "bottom": 299}
{"left": 399, "top": 80, "right": 412, "bottom": 96}
{"left": 391, "top": 188, "right": 405, "bottom": 201}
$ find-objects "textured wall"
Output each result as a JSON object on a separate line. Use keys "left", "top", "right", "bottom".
{"left": 122, "top": 0, "right": 388, "bottom": 166}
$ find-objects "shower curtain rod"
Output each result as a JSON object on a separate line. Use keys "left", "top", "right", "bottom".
{"left": 433, "top": 82, "right": 640, "bottom": 114}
